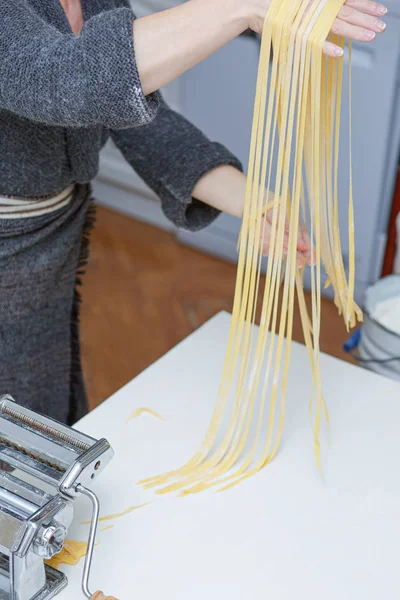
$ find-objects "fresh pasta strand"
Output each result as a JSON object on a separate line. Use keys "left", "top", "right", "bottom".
{"left": 140, "top": 0, "right": 362, "bottom": 495}
{"left": 126, "top": 407, "right": 166, "bottom": 424}
{"left": 81, "top": 502, "right": 151, "bottom": 525}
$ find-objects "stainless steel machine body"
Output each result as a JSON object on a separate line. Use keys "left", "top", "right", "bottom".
{"left": 0, "top": 395, "right": 114, "bottom": 600}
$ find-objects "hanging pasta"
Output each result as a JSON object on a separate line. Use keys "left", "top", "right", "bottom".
{"left": 140, "top": 0, "right": 362, "bottom": 495}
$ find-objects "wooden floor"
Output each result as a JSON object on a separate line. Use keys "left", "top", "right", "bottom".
{"left": 81, "top": 206, "right": 353, "bottom": 410}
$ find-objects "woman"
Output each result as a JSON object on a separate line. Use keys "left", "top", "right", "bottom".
{"left": 0, "top": 0, "right": 386, "bottom": 425}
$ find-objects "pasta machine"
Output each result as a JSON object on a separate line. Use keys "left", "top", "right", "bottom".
{"left": 0, "top": 394, "right": 114, "bottom": 600}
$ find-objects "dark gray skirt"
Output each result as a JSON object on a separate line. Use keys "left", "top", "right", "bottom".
{"left": 0, "top": 184, "right": 94, "bottom": 425}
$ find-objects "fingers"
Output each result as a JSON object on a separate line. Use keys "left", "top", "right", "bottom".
{"left": 253, "top": 0, "right": 387, "bottom": 54}
{"left": 296, "top": 227, "right": 315, "bottom": 266}
{"left": 261, "top": 218, "right": 314, "bottom": 267}
{"left": 323, "top": 0, "right": 387, "bottom": 57}
{"left": 323, "top": 18, "right": 384, "bottom": 57}
{"left": 337, "top": 4, "right": 386, "bottom": 30}
{"left": 304, "top": 247, "right": 316, "bottom": 266}
{"left": 296, "top": 224, "right": 310, "bottom": 253}
{"left": 323, "top": 40, "right": 345, "bottom": 57}
{"left": 343, "top": 0, "right": 387, "bottom": 17}
{"left": 329, "top": 0, "right": 387, "bottom": 43}
{"left": 330, "top": 17, "right": 376, "bottom": 41}
{"left": 297, "top": 252, "right": 307, "bottom": 268}
{"left": 262, "top": 205, "right": 314, "bottom": 264}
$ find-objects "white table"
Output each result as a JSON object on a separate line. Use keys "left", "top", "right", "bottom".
{"left": 61, "top": 312, "right": 400, "bottom": 600}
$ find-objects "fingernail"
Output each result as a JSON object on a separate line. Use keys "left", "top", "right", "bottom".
{"left": 376, "top": 19, "right": 386, "bottom": 30}
{"left": 365, "top": 30, "right": 376, "bottom": 39}
{"left": 335, "top": 47, "right": 344, "bottom": 56}
{"left": 377, "top": 5, "right": 387, "bottom": 14}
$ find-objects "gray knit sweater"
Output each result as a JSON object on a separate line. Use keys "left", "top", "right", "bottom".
{"left": 0, "top": 0, "right": 242, "bottom": 230}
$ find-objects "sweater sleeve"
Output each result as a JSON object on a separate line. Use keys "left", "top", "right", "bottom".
{"left": 110, "top": 98, "right": 243, "bottom": 231}
{"left": 0, "top": 2, "right": 159, "bottom": 128}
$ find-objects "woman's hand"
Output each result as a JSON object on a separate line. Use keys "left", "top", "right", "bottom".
{"left": 192, "top": 165, "right": 314, "bottom": 267}
{"left": 247, "top": 0, "right": 387, "bottom": 58}
{"left": 260, "top": 205, "right": 314, "bottom": 267}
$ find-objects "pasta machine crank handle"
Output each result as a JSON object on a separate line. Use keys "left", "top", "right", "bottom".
{"left": 77, "top": 485, "right": 120, "bottom": 600}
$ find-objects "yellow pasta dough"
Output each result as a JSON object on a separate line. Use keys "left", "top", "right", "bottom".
{"left": 82, "top": 502, "right": 151, "bottom": 525}
{"left": 141, "top": 0, "right": 362, "bottom": 495}
{"left": 45, "top": 540, "right": 88, "bottom": 570}
{"left": 126, "top": 407, "right": 165, "bottom": 424}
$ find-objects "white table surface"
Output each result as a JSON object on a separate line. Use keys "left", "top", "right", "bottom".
{"left": 60, "top": 311, "right": 400, "bottom": 600}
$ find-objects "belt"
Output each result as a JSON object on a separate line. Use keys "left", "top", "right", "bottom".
{"left": 0, "top": 185, "right": 75, "bottom": 219}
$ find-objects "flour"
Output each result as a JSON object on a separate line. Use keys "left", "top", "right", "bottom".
{"left": 374, "top": 296, "right": 400, "bottom": 335}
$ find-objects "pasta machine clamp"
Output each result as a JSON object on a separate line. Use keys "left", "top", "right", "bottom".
{"left": 0, "top": 394, "right": 114, "bottom": 600}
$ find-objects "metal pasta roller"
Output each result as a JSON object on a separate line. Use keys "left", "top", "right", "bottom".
{"left": 0, "top": 394, "right": 114, "bottom": 600}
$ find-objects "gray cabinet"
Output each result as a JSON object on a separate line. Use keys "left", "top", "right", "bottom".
{"left": 178, "top": 12, "right": 400, "bottom": 304}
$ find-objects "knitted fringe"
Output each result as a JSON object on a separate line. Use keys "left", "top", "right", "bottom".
{"left": 68, "top": 193, "right": 97, "bottom": 426}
